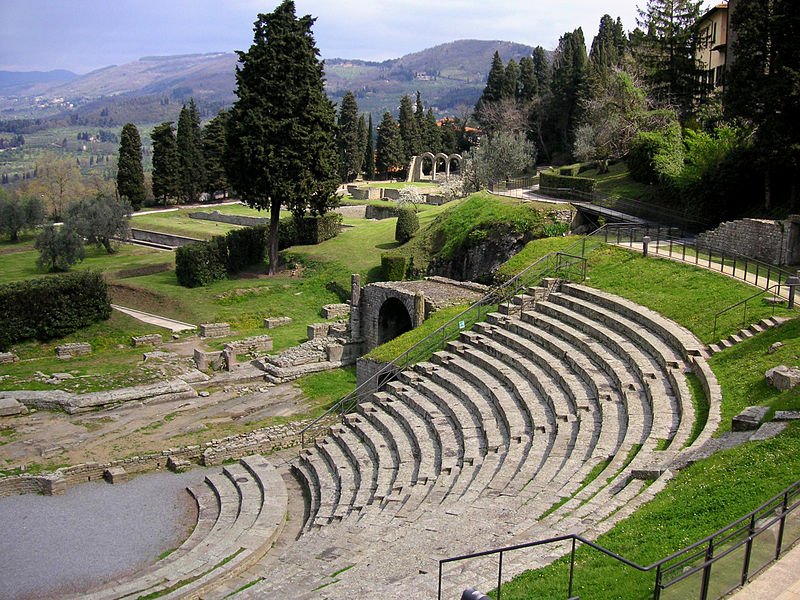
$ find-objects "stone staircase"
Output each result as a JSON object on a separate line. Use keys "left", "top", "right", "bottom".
{"left": 195, "top": 283, "right": 721, "bottom": 599}
{"left": 70, "top": 455, "right": 287, "bottom": 600}
{"left": 708, "top": 316, "right": 792, "bottom": 355}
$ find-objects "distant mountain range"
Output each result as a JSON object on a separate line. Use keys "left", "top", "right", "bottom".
{"left": 0, "top": 40, "right": 537, "bottom": 127}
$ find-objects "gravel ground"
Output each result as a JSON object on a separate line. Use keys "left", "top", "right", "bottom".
{"left": 0, "top": 467, "right": 213, "bottom": 600}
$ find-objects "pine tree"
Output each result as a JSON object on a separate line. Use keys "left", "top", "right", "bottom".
{"left": 116, "top": 123, "right": 146, "bottom": 210}
{"left": 225, "top": 1, "right": 339, "bottom": 274}
{"left": 151, "top": 121, "right": 179, "bottom": 205}
{"left": 424, "top": 108, "right": 441, "bottom": 154}
{"left": 336, "top": 91, "right": 361, "bottom": 182}
{"left": 376, "top": 111, "right": 403, "bottom": 177}
{"left": 502, "top": 59, "right": 520, "bottom": 99}
{"left": 477, "top": 51, "right": 506, "bottom": 111}
{"left": 635, "top": 0, "right": 703, "bottom": 118}
{"left": 518, "top": 55, "right": 538, "bottom": 102}
{"left": 177, "top": 99, "right": 205, "bottom": 203}
{"left": 550, "top": 29, "right": 590, "bottom": 156}
{"left": 398, "top": 94, "right": 419, "bottom": 164}
{"left": 414, "top": 91, "right": 426, "bottom": 150}
{"left": 532, "top": 46, "right": 551, "bottom": 95}
{"left": 202, "top": 111, "right": 230, "bottom": 197}
{"left": 590, "top": 15, "right": 627, "bottom": 76}
{"left": 356, "top": 114, "right": 368, "bottom": 178}
{"left": 364, "top": 113, "right": 375, "bottom": 180}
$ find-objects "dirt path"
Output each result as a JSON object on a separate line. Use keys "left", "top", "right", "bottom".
{"left": 111, "top": 304, "right": 197, "bottom": 332}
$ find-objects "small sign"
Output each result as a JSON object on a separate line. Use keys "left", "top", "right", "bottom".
{"left": 458, "top": 320, "right": 465, "bottom": 329}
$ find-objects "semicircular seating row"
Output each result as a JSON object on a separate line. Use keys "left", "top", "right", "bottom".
{"left": 70, "top": 455, "right": 288, "bottom": 600}
{"left": 223, "top": 282, "right": 720, "bottom": 599}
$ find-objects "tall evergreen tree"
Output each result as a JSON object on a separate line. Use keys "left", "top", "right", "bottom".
{"left": 336, "top": 91, "right": 361, "bottom": 182}
{"left": 424, "top": 108, "right": 441, "bottom": 154}
{"left": 202, "top": 111, "right": 230, "bottom": 198}
{"left": 225, "top": 1, "right": 339, "bottom": 275}
{"left": 635, "top": 0, "right": 703, "bottom": 118}
{"left": 414, "top": 91, "right": 427, "bottom": 149}
{"left": 116, "top": 123, "right": 146, "bottom": 210}
{"left": 151, "top": 121, "right": 179, "bottom": 205}
{"left": 177, "top": 100, "right": 205, "bottom": 203}
{"left": 364, "top": 113, "right": 375, "bottom": 180}
{"left": 550, "top": 28, "right": 590, "bottom": 156}
{"left": 502, "top": 58, "right": 520, "bottom": 99}
{"left": 477, "top": 51, "right": 507, "bottom": 111}
{"left": 532, "top": 46, "right": 551, "bottom": 95}
{"left": 398, "top": 94, "right": 419, "bottom": 164}
{"left": 356, "top": 114, "right": 368, "bottom": 177}
{"left": 590, "top": 14, "right": 627, "bottom": 76}
{"left": 518, "top": 55, "right": 538, "bottom": 102}
{"left": 725, "top": 0, "right": 800, "bottom": 208}
{"left": 376, "top": 111, "right": 403, "bottom": 177}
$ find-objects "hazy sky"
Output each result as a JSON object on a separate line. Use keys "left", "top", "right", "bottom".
{"left": 0, "top": 1, "right": 709, "bottom": 74}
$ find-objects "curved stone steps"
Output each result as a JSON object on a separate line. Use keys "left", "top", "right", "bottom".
{"left": 315, "top": 435, "right": 357, "bottom": 521}
{"left": 343, "top": 411, "right": 398, "bottom": 508}
{"left": 291, "top": 460, "right": 320, "bottom": 530}
{"left": 300, "top": 446, "right": 340, "bottom": 527}
{"left": 330, "top": 424, "right": 378, "bottom": 517}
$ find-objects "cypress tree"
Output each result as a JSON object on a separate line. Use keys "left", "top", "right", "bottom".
{"left": 151, "top": 121, "right": 179, "bottom": 205}
{"left": 424, "top": 108, "right": 441, "bottom": 155}
{"left": 225, "top": 1, "right": 339, "bottom": 275}
{"left": 635, "top": 0, "right": 703, "bottom": 119}
{"left": 518, "top": 55, "right": 538, "bottom": 102}
{"left": 364, "top": 113, "right": 375, "bottom": 180}
{"left": 356, "top": 113, "right": 368, "bottom": 178}
{"left": 336, "top": 91, "right": 360, "bottom": 182}
{"left": 477, "top": 50, "right": 506, "bottom": 111}
{"left": 398, "top": 94, "right": 419, "bottom": 164}
{"left": 590, "top": 14, "right": 627, "bottom": 76}
{"left": 376, "top": 111, "right": 403, "bottom": 177}
{"left": 502, "top": 58, "right": 520, "bottom": 100}
{"left": 532, "top": 46, "right": 551, "bottom": 94}
{"left": 550, "top": 29, "right": 589, "bottom": 156}
{"left": 116, "top": 123, "right": 146, "bottom": 210}
{"left": 177, "top": 100, "right": 205, "bottom": 203}
{"left": 202, "top": 111, "right": 230, "bottom": 197}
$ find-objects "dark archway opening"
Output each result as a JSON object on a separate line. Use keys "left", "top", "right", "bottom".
{"left": 378, "top": 297, "right": 413, "bottom": 345}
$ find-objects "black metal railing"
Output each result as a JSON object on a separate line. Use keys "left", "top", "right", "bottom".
{"left": 488, "top": 176, "right": 538, "bottom": 192}
{"left": 712, "top": 283, "right": 783, "bottom": 340}
{"left": 437, "top": 478, "right": 800, "bottom": 600}
{"left": 297, "top": 229, "right": 605, "bottom": 447}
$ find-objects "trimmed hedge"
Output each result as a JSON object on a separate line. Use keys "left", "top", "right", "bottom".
{"left": 382, "top": 254, "right": 407, "bottom": 281}
{"left": 175, "top": 238, "right": 228, "bottom": 288}
{"left": 395, "top": 206, "right": 419, "bottom": 243}
{"left": 539, "top": 170, "right": 597, "bottom": 196}
{"left": 0, "top": 270, "right": 111, "bottom": 350}
{"left": 226, "top": 225, "right": 268, "bottom": 273}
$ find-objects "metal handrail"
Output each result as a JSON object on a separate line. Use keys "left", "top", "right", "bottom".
{"left": 297, "top": 226, "right": 611, "bottom": 447}
{"left": 712, "top": 283, "right": 783, "bottom": 339}
{"left": 437, "top": 478, "right": 800, "bottom": 600}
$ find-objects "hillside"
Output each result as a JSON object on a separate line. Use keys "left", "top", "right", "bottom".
{"left": 0, "top": 40, "right": 537, "bottom": 126}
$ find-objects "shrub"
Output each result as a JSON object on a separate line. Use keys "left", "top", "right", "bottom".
{"left": 294, "top": 212, "right": 342, "bottom": 245}
{"left": 539, "top": 171, "right": 597, "bottom": 197}
{"left": 226, "top": 225, "right": 268, "bottom": 273}
{"left": 0, "top": 270, "right": 111, "bottom": 350}
{"left": 395, "top": 205, "right": 419, "bottom": 243}
{"left": 381, "top": 254, "right": 407, "bottom": 280}
{"left": 175, "top": 238, "right": 228, "bottom": 288}
{"left": 627, "top": 122, "right": 684, "bottom": 185}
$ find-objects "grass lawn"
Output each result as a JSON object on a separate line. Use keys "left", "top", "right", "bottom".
{"left": 581, "top": 161, "right": 663, "bottom": 202}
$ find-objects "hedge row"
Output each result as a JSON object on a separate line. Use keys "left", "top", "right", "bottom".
{"left": 0, "top": 270, "right": 111, "bottom": 350}
{"left": 539, "top": 170, "right": 597, "bottom": 197}
{"left": 176, "top": 214, "right": 343, "bottom": 288}
{"left": 381, "top": 254, "right": 408, "bottom": 281}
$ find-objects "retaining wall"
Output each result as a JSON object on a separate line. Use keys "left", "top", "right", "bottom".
{"left": 130, "top": 228, "right": 202, "bottom": 248}
{"left": 189, "top": 210, "right": 268, "bottom": 227}
{"left": 695, "top": 217, "right": 800, "bottom": 266}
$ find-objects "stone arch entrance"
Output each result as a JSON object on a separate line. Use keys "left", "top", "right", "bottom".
{"left": 377, "top": 297, "right": 412, "bottom": 345}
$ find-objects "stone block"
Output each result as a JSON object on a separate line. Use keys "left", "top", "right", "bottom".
{"left": 732, "top": 405, "right": 770, "bottom": 431}
{"left": 321, "top": 303, "right": 351, "bottom": 319}
{"left": 768, "top": 342, "right": 785, "bottom": 354}
{"left": 774, "top": 411, "right": 800, "bottom": 421}
{"left": 327, "top": 344, "right": 344, "bottom": 362}
{"left": 0, "top": 352, "right": 19, "bottom": 364}
{"left": 131, "top": 334, "right": 163, "bottom": 347}
{"left": 0, "top": 398, "right": 26, "bottom": 416}
{"left": 199, "top": 323, "right": 231, "bottom": 338}
{"left": 193, "top": 348, "right": 225, "bottom": 371}
{"left": 103, "top": 466, "right": 128, "bottom": 484}
{"left": 223, "top": 335, "right": 273, "bottom": 355}
{"left": 167, "top": 456, "right": 192, "bottom": 473}
{"left": 263, "top": 316, "right": 292, "bottom": 329}
{"left": 55, "top": 342, "right": 91, "bottom": 359}
{"left": 142, "top": 351, "right": 178, "bottom": 362}
{"left": 307, "top": 323, "right": 330, "bottom": 341}
{"left": 765, "top": 365, "right": 800, "bottom": 391}
{"left": 328, "top": 322, "right": 348, "bottom": 336}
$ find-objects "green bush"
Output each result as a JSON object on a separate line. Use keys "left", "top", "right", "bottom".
{"left": 395, "top": 206, "right": 419, "bottom": 243}
{"left": 558, "top": 163, "right": 582, "bottom": 177}
{"left": 175, "top": 238, "right": 228, "bottom": 288}
{"left": 0, "top": 270, "right": 111, "bottom": 350}
{"left": 381, "top": 254, "right": 407, "bottom": 281}
{"left": 539, "top": 171, "right": 597, "bottom": 196}
{"left": 294, "top": 212, "right": 342, "bottom": 245}
{"left": 627, "top": 122, "right": 684, "bottom": 185}
{"left": 226, "top": 225, "right": 268, "bottom": 273}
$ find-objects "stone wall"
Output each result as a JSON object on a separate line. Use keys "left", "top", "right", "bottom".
{"left": 356, "top": 357, "right": 400, "bottom": 395}
{"left": 364, "top": 205, "right": 400, "bottom": 220}
{"left": 131, "top": 334, "right": 163, "bottom": 347}
{"left": 130, "top": 228, "right": 202, "bottom": 248}
{"left": 200, "top": 323, "right": 231, "bottom": 338}
{"left": 321, "top": 303, "right": 351, "bottom": 319}
{"left": 55, "top": 342, "right": 91, "bottom": 359}
{"left": 188, "top": 210, "right": 268, "bottom": 227}
{"left": 263, "top": 316, "right": 292, "bottom": 329}
{"left": 695, "top": 217, "right": 800, "bottom": 266}
{"left": 360, "top": 283, "right": 421, "bottom": 351}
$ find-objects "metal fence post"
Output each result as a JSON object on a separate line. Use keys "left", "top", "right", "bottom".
{"left": 741, "top": 514, "right": 755, "bottom": 587}
{"left": 568, "top": 537, "right": 577, "bottom": 598}
{"left": 776, "top": 492, "right": 790, "bottom": 560}
{"left": 654, "top": 564, "right": 663, "bottom": 600}
{"left": 700, "top": 540, "right": 714, "bottom": 600}
{"left": 497, "top": 550, "right": 504, "bottom": 600}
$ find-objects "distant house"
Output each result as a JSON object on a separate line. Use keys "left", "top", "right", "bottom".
{"left": 696, "top": 2, "right": 730, "bottom": 92}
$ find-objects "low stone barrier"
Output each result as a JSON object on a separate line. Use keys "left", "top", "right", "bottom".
{"left": 188, "top": 210, "right": 268, "bottom": 227}
{"left": 224, "top": 335, "right": 273, "bottom": 355}
{"left": 194, "top": 349, "right": 225, "bottom": 371}
{"left": 131, "top": 334, "right": 163, "bottom": 347}
{"left": 200, "top": 323, "right": 231, "bottom": 338}
{"left": 0, "top": 352, "right": 18, "bottom": 364}
{"left": 321, "top": 303, "right": 350, "bottom": 319}
{"left": 129, "top": 228, "right": 201, "bottom": 248}
{"left": 263, "top": 316, "right": 292, "bottom": 329}
{"left": 307, "top": 322, "right": 348, "bottom": 341}
{"left": 55, "top": 343, "right": 91, "bottom": 359}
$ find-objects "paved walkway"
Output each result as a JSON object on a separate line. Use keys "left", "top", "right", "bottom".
{"left": 111, "top": 304, "right": 197, "bottom": 332}
{"left": 727, "top": 541, "right": 800, "bottom": 599}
